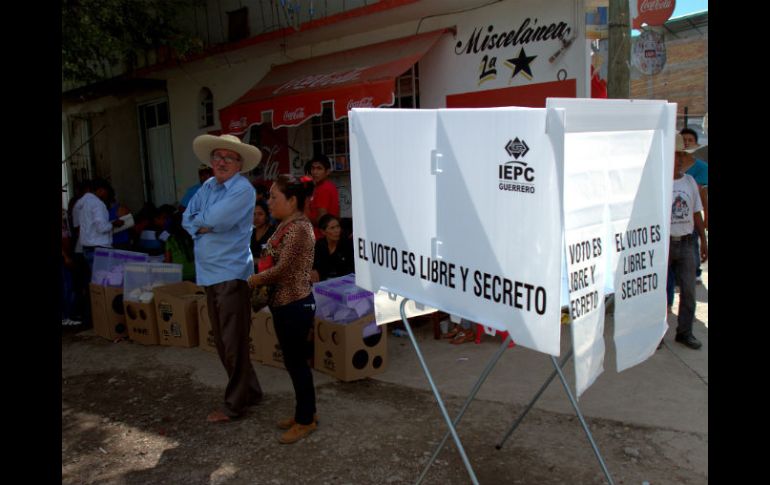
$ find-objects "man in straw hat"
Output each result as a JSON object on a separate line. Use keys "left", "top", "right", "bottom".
{"left": 665, "top": 133, "right": 707, "bottom": 350}
{"left": 183, "top": 134, "right": 264, "bottom": 422}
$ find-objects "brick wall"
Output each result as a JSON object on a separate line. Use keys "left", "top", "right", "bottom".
{"left": 631, "top": 32, "right": 708, "bottom": 119}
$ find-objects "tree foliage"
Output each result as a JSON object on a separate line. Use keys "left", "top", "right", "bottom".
{"left": 62, "top": 0, "right": 204, "bottom": 85}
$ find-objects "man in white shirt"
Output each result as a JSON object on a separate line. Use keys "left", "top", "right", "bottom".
{"left": 72, "top": 179, "right": 124, "bottom": 270}
{"left": 667, "top": 135, "right": 708, "bottom": 350}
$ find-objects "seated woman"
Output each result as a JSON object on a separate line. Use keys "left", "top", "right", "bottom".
{"left": 311, "top": 214, "right": 354, "bottom": 282}
{"left": 250, "top": 199, "right": 276, "bottom": 272}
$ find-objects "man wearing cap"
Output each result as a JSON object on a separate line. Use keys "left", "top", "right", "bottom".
{"left": 680, "top": 127, "right": 708, "bottom": 284}
{"left": 667, "top": 134, "right": 708, "bottom": 350}
{"left": 178, "top": 164, "right": 214, "bottom": 212}
{"left": 182, "top": 134, "right": 264, "bottom": 422}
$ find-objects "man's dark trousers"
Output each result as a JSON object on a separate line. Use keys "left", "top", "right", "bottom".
{"left": 668, "top": 236, "right": 697, "bottom": 338}
{"left": 206, "top": 279, "right": 263, "bottom": 417}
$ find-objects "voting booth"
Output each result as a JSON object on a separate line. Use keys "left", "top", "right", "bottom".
{"left": 349, "top": 99, "right": 675, "bottom": 485}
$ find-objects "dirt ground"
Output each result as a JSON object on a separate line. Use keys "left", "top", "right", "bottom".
{"left": 62, "top": 329, "right": 707, "bottom": 485}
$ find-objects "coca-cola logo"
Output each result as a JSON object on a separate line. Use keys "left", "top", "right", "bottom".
{"left": 228, "top": 117, "right": 248, "bottom": 131}
{"left": 274, "top": 68, "right": 365, "bottom": 95}
{"left": 632, "top": 0, "right": 675, "bottom": 28}
{"left": 639, "top": 0, "right": 673, "bottom": 12}
{"left": 347, "top": 97, "right": 374, "bottom": 110}
{"left": 283, "top": 108, "right": 306, "bottom": 121}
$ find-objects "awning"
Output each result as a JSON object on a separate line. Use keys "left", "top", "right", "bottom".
{"left": 220, "top": 28, "right": 450, "bottom": 133}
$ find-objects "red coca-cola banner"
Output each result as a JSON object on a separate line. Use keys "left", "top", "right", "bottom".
{"left": 249, "top": 124, "right": 290, "bottom": 187}
{"left": 632, "top": 0, "right": 676, "bottom": 29}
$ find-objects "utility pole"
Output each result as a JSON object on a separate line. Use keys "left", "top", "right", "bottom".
{"left": 608, "top": 0, "right": 631, "bottom": 98}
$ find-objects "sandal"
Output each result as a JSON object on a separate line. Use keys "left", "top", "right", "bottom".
{"left": 450, "top": 329, "right": 475, "bottom": 345}
{"left": 206, "top": 410, "right": 233, "bottom": 423}
{"left": 443, "top": 324, "right": 461, "bottom": 339}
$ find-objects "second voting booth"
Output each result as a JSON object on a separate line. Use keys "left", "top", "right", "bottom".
{"left": 349, "top": 98, "right": 676, "bottom": 484}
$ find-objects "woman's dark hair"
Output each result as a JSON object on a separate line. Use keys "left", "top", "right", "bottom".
{"left": 254, "top": 199, "right": 270, "bottom": 218}
{"left": 318, "top": 213, "right": 340, "bottom": 231}
{"left": 273, "top": 174, "right": 315, "bottom": 211}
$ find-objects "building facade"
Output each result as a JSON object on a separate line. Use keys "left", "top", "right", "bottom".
{"left": 62, "top": 0, "right": 593, "bottom": 214}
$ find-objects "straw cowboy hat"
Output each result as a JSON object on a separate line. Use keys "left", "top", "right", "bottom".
{"left": 193, "top": 134, "right": 262, "bottom": 173}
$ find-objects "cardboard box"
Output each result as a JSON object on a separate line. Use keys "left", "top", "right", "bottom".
{"left": 253, "top": 309, "right": 285, "bottom": 369}
{"left": 89, "top": 283, "right": 128, "bottom": 341}
{"left": 153, "top": 282, "right": 205, "bottom": 347}
{"left": 314, "top": 314, "right": 387, "bottom": 381}
{"left": 124, "top": 299, "right": 159, "bottom": 345}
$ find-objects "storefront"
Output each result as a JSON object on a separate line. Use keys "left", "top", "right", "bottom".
{"left": 167, "top": 0, "right": 591, "bottom": 217}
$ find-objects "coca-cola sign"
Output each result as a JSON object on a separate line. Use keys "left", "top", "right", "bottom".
{"left": 274, "top": 68, "right": 365, "bottom": 95}
{"left": 283, "top": 107, "right": 306, "bottom": 122}
{"left": 347, "top": 97, "right": 374, "bottom": 110}
{"left": 228, "top": 117, "right": 249, "bottom": 131}
{"left": 631, "top": 0, "right": 675, "bottom": 29}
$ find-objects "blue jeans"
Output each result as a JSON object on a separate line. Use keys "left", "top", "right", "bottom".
{"left": 668, "top": 236, "right": 697, "bottom": 337}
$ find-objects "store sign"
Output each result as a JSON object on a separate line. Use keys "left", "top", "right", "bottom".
{"left": 418, "top": 0, "right": 585, "bottom": 108}
{"left": 632, "top": 30, "right": 667, "bottom": 75}
{"left": 454, "top": 17, "right": 572, "bottom": 87}
{"left": 631, "top": 0, "right": 676, "bottom": 29}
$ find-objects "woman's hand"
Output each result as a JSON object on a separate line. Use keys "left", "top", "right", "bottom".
{"left": 247, "top": 274, "right": 259, "bottom": 289}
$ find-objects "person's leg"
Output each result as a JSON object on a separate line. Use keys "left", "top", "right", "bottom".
{"left": 673, "top": 238, "right": 699, "bottom": 348}
{"left": 272, "top": 294, "right": 317, "bottom": 425}
{"left": 206, "top": 280, "right": 263, "bottom": 419}
{"left": 691, "top": 229, "right": 702, "bottom": 280}
{"left": 666, "top": 266, "right": 675, "bottom": 308}
{"left": 72, "top": 252, "right": 91, "bottom": 326}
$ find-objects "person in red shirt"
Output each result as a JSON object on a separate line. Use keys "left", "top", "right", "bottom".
{"left": 304, "top": 154, "right": 339, "bottom": 239}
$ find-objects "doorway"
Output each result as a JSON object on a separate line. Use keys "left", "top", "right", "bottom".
{"left": 138, "top": 99, "right": 177, "bottom": 206}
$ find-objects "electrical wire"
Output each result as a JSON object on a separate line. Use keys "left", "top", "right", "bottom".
{"left": 415, "top": 0, "right": 503, "bottom": 35}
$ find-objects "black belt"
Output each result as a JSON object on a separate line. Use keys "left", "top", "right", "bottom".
{"left": 670, "top": 234, "right": 692, "bottom": 242}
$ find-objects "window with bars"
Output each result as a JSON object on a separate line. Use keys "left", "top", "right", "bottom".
{"left": 199, "top": 88, "right": 214, "bottom": 128}
{"left": 310, "top": 65, "right": 419, "bottom": 172}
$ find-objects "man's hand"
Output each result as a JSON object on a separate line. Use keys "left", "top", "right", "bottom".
{"left": 700, "top": 241, "right": 708, "bottom": 263}
{"left": 197, "top": 227, "right": 212, "bottom": 235}
{"left": 111, "top": 219, "right": 125, "bottom": 228}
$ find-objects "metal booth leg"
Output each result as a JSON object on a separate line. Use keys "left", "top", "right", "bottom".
{"left": 399, "top": 299, "right": 480, "bottom": 485}
{"left": 550, "top": 355, "right": 615, "bottom": 485}
{"left": 496, "top": 348, "right": 574, "bottom": 450}
{"left": 416, "top": 333, "right": 513, "bottom": 485}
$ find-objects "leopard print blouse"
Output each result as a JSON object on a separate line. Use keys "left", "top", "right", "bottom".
{"left": 257, "top": 215, "right": 315, "bottom": 307}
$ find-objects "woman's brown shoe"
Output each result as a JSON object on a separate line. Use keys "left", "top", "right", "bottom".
{"left": 278, "top": 422, "right": 317, "bottom": 444}
{"left": 277, "top": 414, "right": 319, "bottom": 430}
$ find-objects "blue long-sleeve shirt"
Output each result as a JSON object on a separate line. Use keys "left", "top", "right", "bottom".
{"left": 182, "top": 174, "right": 256, "bottom": 286}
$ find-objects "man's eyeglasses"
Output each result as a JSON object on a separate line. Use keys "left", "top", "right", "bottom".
{"left": 211, "top": 154, "right": 241, "bottom": 165}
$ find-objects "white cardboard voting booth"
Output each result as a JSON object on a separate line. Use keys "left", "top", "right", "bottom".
{"left": 349, "top": 99, "right": 675, "bottom": 485}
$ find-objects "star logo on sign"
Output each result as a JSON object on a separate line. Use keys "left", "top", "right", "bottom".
{"left": 505, "top": 48, "right": 537, "bottom": 82}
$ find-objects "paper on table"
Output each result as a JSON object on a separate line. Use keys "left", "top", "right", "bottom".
{"left": 112, "top": 213, "right": 134, "bottom": 234}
